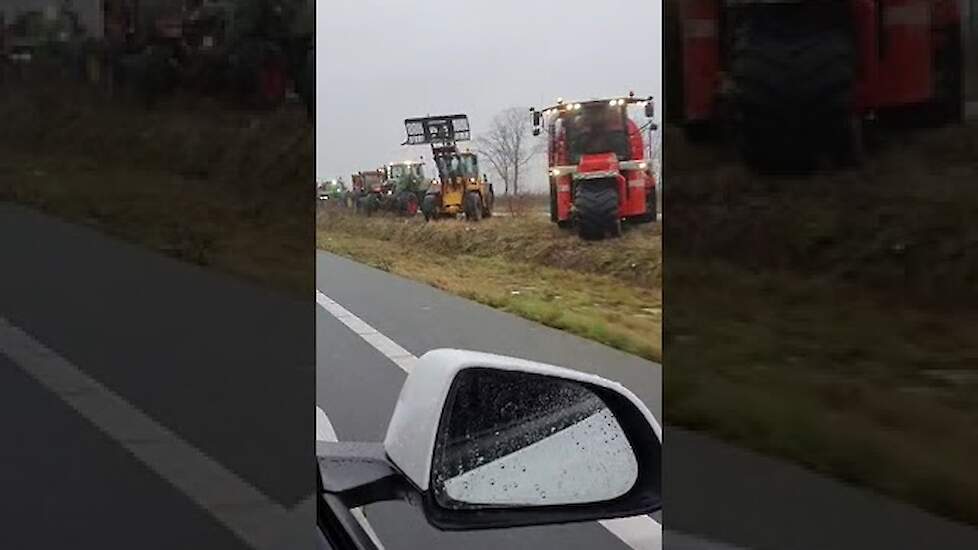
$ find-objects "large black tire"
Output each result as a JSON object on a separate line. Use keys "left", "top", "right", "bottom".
{"left": 549, "top": 182, "right": 558, "bottom": 223}
{"left": 730, "top": 9, "right": 856, "bottom": 172}
{"left": 482, "top": 186, "right": 494, "bottom": 218}
{"left": 360, "top": 194, "right": 379, "bottom": 216}
{"left": 422, "top": 194, "right": 439, "bottom": 221}
{"left": 464, "top": 192, "right": 483, "bottom": 222}
{"left": 396, "top": 191, "right": 419, "bottom": 216}
{"left": 575, "top": 183, "right": 620, "bottom": 240}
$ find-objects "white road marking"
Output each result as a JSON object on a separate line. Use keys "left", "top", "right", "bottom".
{"left": 315, "top": 289, "right": 663, "bottom": 549}
{"left": 317, "top": 406, "right": 387, "bottom": 550}
{"left": 601, "top": 515, "right": 663, "bottom": 549}
{"left": 317, "top": 405, "right": 337, "bottom": 441}
{"left": 316, "top": 291, "right": 416, "bottom": 372}
{"left": 0, "top": 315, "right": 312, "bottom": 550}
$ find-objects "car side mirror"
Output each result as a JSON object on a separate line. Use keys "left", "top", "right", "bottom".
{"left": 383, "top": 349, "right": 661, "bottom": 531}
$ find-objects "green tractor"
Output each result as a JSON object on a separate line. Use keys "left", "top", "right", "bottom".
{"left": 317, "top": 179, "right": 346, "bottom": 204}
{"left": 384, "top": 160, "right": 427, "bottom": 216}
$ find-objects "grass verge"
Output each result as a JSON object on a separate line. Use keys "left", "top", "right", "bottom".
{"left": 666, "top": 121, "right": 978, "bottom": 526}
{"left": 0, "top": 77, "right": 313, "bottom": 295}
{"left": 317, "top": 210, "right": 661, "bottom": 362}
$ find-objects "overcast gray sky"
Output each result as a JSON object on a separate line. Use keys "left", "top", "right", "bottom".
{"left": 317, "top": 0, "right": 661, "bottom": 191}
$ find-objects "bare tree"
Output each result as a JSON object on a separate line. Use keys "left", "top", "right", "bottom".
{"left": 475, "top": 107, "right": 542, "bottom": 197}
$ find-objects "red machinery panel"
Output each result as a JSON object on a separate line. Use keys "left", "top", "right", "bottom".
{"left": 876, "top": 0, "right": 934, "bottom": 106}
{"left": 680, "top": 0, "right": 721, "bottom": 121}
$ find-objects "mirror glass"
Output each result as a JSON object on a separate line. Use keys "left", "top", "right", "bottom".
{"left": 431, "top": 368, "right": 637, "bottom": 509}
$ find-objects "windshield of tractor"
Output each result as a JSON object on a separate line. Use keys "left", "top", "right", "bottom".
{"left": 389, "top": 164, "right": 407, "bottom": 180}
{"left": 437, "top": 154, "right": 478, "bottom": 180}
{"left": 562, "top": 105, "right": 631, "bottom": 164}
{"left": 389, "top": 163, "right": 424, "bottom": 180}
{"left": 363, "top": 173, "right": 383, "bottom": 190}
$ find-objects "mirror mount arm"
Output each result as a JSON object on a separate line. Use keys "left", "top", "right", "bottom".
{"left": 319, "top": 490, "right": 379, "bottom": 550}
{"left": 317, "top": 441, "right": 420, "bottom": 509}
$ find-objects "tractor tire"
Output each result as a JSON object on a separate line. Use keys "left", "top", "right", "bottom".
{"left": 575, "top": 183, "right": 620, "bottom": 240}
{"left": 360, "top": 195, "right": 379, "bottom": 216}
{"left": 397, "top": 191, "right": 419, "bottom": 216}
{"left": 549, "top": 182, "right": 559, "bottom": 223}
{"left": 482, "top": 187, "right": 494, "bottom": 218}
{"left": 422, "top": 194, "right": 439, "bottom": 221}
{"left": 464, "top": 192, "right": 483, "bottom": 222}
{"left": 730, "top": 10, "right": 856, "bottom": 172}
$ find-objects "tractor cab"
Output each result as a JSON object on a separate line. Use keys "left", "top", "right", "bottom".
{"left": 531, "top": 94, "right": 657, "bottom": 239}
{"left": 351, "top": 169, "right": 390, "bottom": 215}
{"left": 387, "top": 160, "right": 426, "bottom": 182}
{"left": 436, "top": 152, "right": 479, "bottom": 182}
{"left": 351, "top": 169, "right": 387, "bottom": 197}
{"left": 362, "top": 170, "right": 387, "bottom": 194}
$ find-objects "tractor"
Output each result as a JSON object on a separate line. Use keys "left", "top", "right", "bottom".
{"left": 384, "top": 160, "right": 427, "bottom": 216}
{"left": 402, "top": 114, "right": 494, "bottom": 222}
{"left": 669, "top": 0, "right": 965, "bottom": 170}
{"left": 530, "top": 95, "right": 658, "bottom": 240}
{"left": 350, "top": 169, "right": 390, "bottom": 216}
{"left": 317, "top": 179, "right": 346, "bottom": 204}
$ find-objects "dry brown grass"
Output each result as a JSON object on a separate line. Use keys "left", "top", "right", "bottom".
{"left": 666, "top": 121, "right": 978, "bottom": 525}
{"left": 0, "top": 74, "right": 313, "bottom": 294}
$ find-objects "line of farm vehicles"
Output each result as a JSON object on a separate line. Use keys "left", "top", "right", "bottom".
{"left": 319, "top": 93, "right": 659, "bottom": 240}
{"left": 2, "top": 0, "right": 314, "bottom": 113}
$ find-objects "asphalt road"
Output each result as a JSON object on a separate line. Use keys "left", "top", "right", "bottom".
{"left": 316, "top": 251, "right": 662, "bottom": 550}
{"left": 0, "top": 204, "right": 312, "bottom": 548}
{"left": 317, "top": 250, "right": 978, "bottom": 550}
{"left": 5, "top": 202, "right": 977, "bottom": 549}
